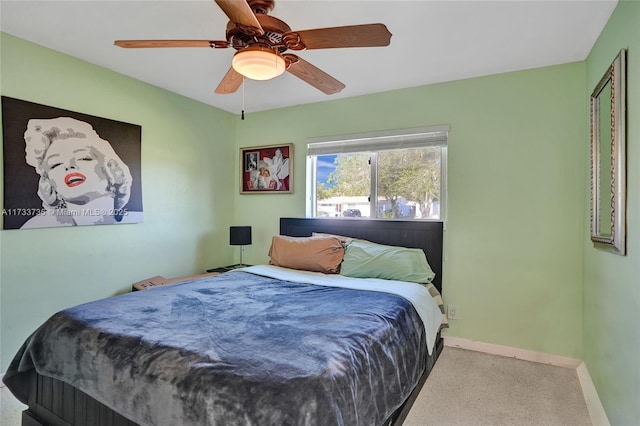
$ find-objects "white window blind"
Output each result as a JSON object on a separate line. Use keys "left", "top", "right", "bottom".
{"left": 306, "top": 125, "right": 449, "bottom": 155}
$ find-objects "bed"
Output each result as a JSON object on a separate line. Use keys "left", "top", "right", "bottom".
{"left": 4, "top": 217, "right": 445, "bottom": 426}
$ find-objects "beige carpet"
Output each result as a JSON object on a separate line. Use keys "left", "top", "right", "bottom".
{"left": 1, "top": 347, "right": 592, "bottom": 426}
{"left": 404, "top": 347, "right": 592, "bottom": 425}
{"left": 1, "top": 383, "right": 26, "bottom": 426}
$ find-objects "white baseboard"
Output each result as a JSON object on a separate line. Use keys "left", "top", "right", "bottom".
{"left": 443, "top": 336, "right": 609, "bottom": 425}
{"left": 577, "top": 363, "right": 611, "bottom": 426}
{"left": 444, "top": 336, "right": 582, "bottom": 368}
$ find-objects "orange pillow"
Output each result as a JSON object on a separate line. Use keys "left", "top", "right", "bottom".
{"left": 311, "top": 232, "right": 358, "bottom": 246}
{"left": 268, "top": 236, "right": 345, "bottom": 274}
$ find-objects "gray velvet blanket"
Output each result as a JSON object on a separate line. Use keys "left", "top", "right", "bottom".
{"left": 4, "top": 270, "right": 428, "bottom": 426}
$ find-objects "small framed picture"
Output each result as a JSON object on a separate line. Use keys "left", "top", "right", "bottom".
{"left": 240, "top": 143, "right": 293, "bottom": 194}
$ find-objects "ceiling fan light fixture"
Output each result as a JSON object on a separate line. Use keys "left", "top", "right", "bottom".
{"left": 232, "top": 45, "right": 286, "bottom": 81}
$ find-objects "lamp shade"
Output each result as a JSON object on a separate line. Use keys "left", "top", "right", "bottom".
{"left": 230, "top": 226, "right": 252, "bottom": 246}
{"left": 232, "top": 45, "right": 286, "bottom": 81}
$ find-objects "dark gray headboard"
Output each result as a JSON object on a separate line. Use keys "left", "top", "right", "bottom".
{"left": 280, "top": 218, "right": 444, "bottom": 293}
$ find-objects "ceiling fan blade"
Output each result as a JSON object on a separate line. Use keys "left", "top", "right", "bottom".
{"left": 215, "top": 67, "right": 244, "bottom": 94}
{"left": 115, "top": 40, "right": 229, "bottom": 48}
{"left": 214, "top": 0, "right": 263, "bottom": 35}
{"left": 284, "top": 23, "right": 391, "bottom": 50}
{"left": 284, "top": 54, "right": 345, "bottom": 95}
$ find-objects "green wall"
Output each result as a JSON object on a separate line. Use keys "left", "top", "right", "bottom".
{"left": 0, "top": 33, "right": 237, "bottom": 370}
{"left": 583, "top": 1, "right": 640, "bottom": 424}
{"left": 234, "top": 62, "right": 587, "bottom": 358}
{"left": 1, "top": 31, "right": 587, "bottom": 369}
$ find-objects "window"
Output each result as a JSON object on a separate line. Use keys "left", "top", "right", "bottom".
{"left": 306, "top": 125, "right": 448, "bottom": 220}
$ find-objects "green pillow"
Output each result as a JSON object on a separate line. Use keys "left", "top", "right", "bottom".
{"left": 340, "top": 240, "right": 435, "bottom": 284}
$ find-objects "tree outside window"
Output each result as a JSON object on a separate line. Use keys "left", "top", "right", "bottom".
{"left": 311, "top": 146, "right": 445, "bottom": 220}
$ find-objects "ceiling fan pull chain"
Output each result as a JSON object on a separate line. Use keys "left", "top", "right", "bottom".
{"left": 242, "top": 76, "right": 246, "bottom": 120}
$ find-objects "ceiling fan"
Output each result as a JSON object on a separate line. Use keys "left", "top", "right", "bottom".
{"left": 115, "top": 0, "right": 392, "bottom": 95}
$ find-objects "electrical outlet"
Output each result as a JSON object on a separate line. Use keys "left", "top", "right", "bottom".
{"left": 447, "top": 304, "right": 459, "bottom": 320}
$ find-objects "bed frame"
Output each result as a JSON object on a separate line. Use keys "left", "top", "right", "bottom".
{"left": 18, "top": 218, "right": 445, "bottom": 426}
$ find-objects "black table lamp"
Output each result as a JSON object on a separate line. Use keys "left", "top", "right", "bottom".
{"left": 230, "top": 226, "right": 252, "bottom": 267}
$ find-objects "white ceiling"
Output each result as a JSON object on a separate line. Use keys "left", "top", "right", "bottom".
{"left": 0, "top": 0, "right": 617, "bottom": 114}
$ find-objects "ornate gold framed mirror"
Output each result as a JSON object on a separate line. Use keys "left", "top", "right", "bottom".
{"left": 590, "top": 49, "right": 626, "bottom": 255}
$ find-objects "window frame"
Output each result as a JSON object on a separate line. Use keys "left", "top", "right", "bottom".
{"left": 306, "top": 125, "right": 449, "bottom": 221}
